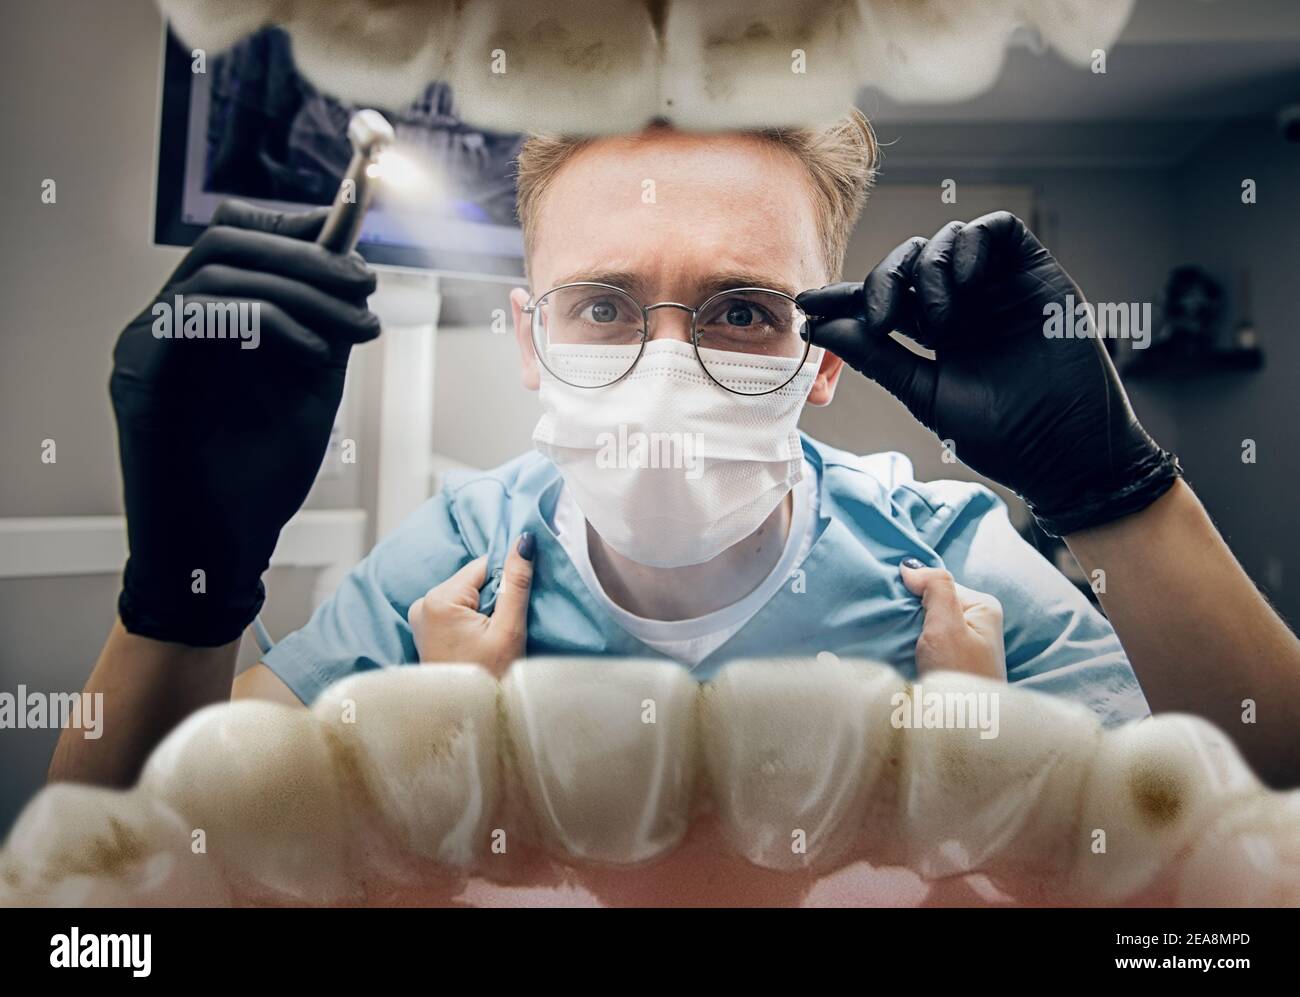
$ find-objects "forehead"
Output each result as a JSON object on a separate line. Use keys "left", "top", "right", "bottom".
{"left": 529, "top": 130, "right": 826, "bottom": 295}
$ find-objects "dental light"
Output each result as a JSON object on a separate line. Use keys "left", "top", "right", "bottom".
{"left": 365, "top": 146, "right": 425, "bottom": 191}
{"left": 317, "top": 108, "right": 397, "bottom": 254}
{"left": 312, "top": 108, "right": 448, "bottom": 257}
{"left": 156, "top": 0, "right": 1138, "bottom": 134}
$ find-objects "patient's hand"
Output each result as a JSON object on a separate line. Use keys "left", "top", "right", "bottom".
{"left": 901, "top": 561, "right": 1006, "bottom": 681}
{"left": 407, "top": 534, "right": 535, "bottom": 676}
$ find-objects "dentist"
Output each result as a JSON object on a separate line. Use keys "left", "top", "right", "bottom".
{"left": 51, "top": 115, "right": 1300, "bottom": 789}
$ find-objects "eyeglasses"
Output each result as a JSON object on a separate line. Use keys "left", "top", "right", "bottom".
{"left": 522, "top": 282, "right": 812, "bottom": 396}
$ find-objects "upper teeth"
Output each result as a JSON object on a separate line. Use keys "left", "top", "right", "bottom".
{"left": 4, "top": 657, "right": 1294, "bottom": 907}
{"left": 448, "top": 0, "right": 663, "bottom": 135}
{"left": 155, "top": 0, "right": 1137, "bottom": 132}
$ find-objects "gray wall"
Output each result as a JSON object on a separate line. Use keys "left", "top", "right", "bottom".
{"left": 1167, "top": 119, "right": 1300, "bottom": 622}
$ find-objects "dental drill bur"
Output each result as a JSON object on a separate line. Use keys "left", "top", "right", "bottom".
{"left": 316, "top": 108, "right": 396, "bottom": 254}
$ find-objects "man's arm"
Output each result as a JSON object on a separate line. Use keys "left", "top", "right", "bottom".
{"left": 801, "top": 213, "right": 1300, "bottom": 785}
{"left": 1066, "top": 480, "right": 1300, "bottom": 787}
{"left": 47, "top": 621, "right": 239, "bottom": 787}
{"left": 55, "top": 201, "right": 379, "bottom": 786}
{"left": 232, "top": 662, "right": 304, "bottom": 705}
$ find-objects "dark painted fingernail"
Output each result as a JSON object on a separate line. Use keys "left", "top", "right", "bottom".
{"left": 901, "top": 557, "right": 924, "bottom": 570}
{"left": 517, "top": 532, "right": 535, "bottom": 561}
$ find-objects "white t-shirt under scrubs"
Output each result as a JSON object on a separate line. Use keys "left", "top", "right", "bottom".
{"left": 551, "top": 463, "right": 818, "bottom": 669}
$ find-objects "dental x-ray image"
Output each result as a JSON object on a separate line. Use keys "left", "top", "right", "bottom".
{"left": 160, "top": 23, "right": 526, "bottom": 272}
{"left": 205, "top": 28, "right": 518, "bottom": 227}
{"left": 2, "top": 0, "right": 1300, "bottom": 968}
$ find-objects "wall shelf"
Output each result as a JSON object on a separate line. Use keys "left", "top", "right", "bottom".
{"left": 1122, "top": 344, "right": 1264, "bottom": 381}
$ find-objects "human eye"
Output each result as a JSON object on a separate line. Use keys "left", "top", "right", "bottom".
{"left": 699, "top": 293, "right": 786, "bottom": 339}
{"left": 580, "top": 296, "right": 631, "bottom": 324}
{"left": 548, "top": 287, "right": 643, "bottom": 344}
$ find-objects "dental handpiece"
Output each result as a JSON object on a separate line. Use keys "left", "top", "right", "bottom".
{"left": 245, "top": 110, "right": 395, "bottom": 658}
{"left": 316, "top": 109, "right": 396, "bottom": 255}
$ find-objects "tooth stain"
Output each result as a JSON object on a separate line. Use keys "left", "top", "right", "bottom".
{"left": 643, "top": 0, "right": 669, "bottom": 38}
{"left": 938, "top": 734, "right": 977, "bottom": 785}
{"left": 496, "top": 686, "right": 522, "bottom": 779}
{"left": 424, "top": 720, "right": 469, "bottom": 764}
{"left": 508, "top": 20, "right": 621, "bottom": 75}
{"left": 52, "top": 817, "right": 146, "bottom": 879}
{"left": 564, "top": 40, "right": 609, "bottom": 73}
{"left": 322, "top": 725, "right": 373, "bottom": 806}
{"left": 886, "top": 41, "right": 910, "bottom": 67}
{"left": 696, "top": 686, "right": 719, "bottom": 800}
{"left": 1129, "top": 764, "right": 1186, "bottom": 829}
{"left": 878, "top": 683, "right": 908, "bottom": 777}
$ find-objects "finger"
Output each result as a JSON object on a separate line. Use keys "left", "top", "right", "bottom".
{"left": 172, "top": 225, "right": 377, "bottom": 300}
{"left": 954, "top": 582, "right": 1003, "bottom": 618}
{"left": 175, "top": 264, "right": 381, "bottom": 346}
{"left": 795, "top": 280, "right": 862, "bottom": 321}
{"left": 422, "top": 556, "right": 490, "bottom": 614}
{"left": 951, "top": 210, "right": 1019, "bottom": 288}
{"left": 954, "top": 583, "right": 1005, "bottom": 632}
{"left": 953, "top": 585, "right": 1008, "bottom": 680}
{"left": 901, "top": 562, "right": 964, "bottom": 624}
{"left": 862, "top": 236, "right": 927, "bottom": 333}
{"left": 209, "top": 200, "right": 330, "bottom": 242}
{"left": 808, "top": 317, "right": 936, "bottom": 426}
{"left": 903, "top": 563, "right": 971, "bottom": 679}
{"left": 912, "top": 220, "right": 965, "bottom": 342}
{"left": 489, "top": 533, "right": 536, "bottom": 647}
{"left": 170, "top": 295, "right": 333, "bottom": 365}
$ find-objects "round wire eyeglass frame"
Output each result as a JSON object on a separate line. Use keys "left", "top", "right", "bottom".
{"left": 522, "top": 281, "right": 813, "bottom": 396}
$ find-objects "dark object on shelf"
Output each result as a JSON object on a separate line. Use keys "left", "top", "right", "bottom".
{"left": 1232, "top": 270, "right": 1259, "bottom": 350}
{"left": 1123, "top": 265, "right": 1264, "bottom": 380}
{"left": 1123, "top": 340, "right": 1264, "bottom": 381}
{"left": 1154, "top": 266, "right": 1224, "bottom": 352}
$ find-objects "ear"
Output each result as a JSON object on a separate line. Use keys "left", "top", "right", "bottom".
{"left": 806, "top": 346, "right": 844, "bottom": 407}
{"left": 511, "top": 287, "right": 540, "bottom": 391}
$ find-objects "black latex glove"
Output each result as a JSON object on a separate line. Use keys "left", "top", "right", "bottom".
{"left": 111, "top": 200, "right": 380, "bottom": 646}
{"left": 797, "top": 211, "right": 1180, "bottom": 537}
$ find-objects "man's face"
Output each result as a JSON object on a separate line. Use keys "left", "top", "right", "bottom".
{"left": 511, "top": 129, "right": 845, "bottom": 405}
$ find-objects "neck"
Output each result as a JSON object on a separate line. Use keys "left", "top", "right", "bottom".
{"left": 586, "top": 491, "right": 794, "bottom": 621}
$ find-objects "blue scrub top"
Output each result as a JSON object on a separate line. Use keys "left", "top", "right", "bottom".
{"left": 264, "top": 435, "right": 1149, "bottom": 727}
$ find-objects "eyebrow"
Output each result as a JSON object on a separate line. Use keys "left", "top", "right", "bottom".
{"left": 548, "top": 269, "right": 800, "bottom": 303}
{"left": 549, "top": 270, "right": 653, "bottom": 300}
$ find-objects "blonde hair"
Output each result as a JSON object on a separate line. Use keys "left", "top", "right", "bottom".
{"left": 514, "top": 110, "right": 879, "bottom": 281}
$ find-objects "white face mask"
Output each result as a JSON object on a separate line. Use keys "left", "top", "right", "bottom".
{"left": 533, "top": 339, "right": 819, "bottom": 568}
